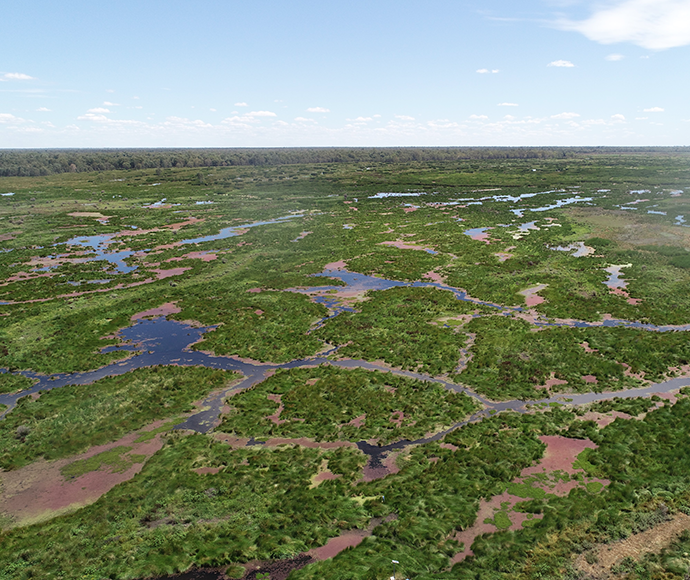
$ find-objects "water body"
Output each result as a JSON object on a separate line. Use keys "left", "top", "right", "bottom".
{"left": 5, "top": 267, "right": 690, "bottom": 424}
{"left": 57, "top": 214, "right": 302, "bottom": 275}
{"left": 180, "top": 214, "right": 301, "bottom": 245}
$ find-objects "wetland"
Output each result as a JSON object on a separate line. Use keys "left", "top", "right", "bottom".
{"left": 2, "top": 149, "right": 690, "bottom": 579}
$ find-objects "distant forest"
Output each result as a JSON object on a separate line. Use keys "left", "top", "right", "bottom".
{"left": 1, "top": 146, "right": 689, "bottom": 177}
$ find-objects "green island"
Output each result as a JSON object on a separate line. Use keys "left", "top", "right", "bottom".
{"left": 2, "top": 148, "right": 690, "bottom": 580}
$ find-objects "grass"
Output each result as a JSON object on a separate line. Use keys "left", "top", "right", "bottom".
{"left": 60, "top": 446, "right": 147, "bottom": 478}
{"left": 0, "top": 366, "right": 238, "bottom": 470}
{"left": 0, "top": 373, "right": 36, "bottom": 395}
{"left": 218, "top": 365, "right": 480, "bottom": 444}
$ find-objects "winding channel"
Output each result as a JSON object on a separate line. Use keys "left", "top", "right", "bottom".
{"left": 2, "top": 268, "right": 690, "bottom": 468}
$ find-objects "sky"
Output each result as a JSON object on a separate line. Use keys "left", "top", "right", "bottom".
{"left": 1, "top": 0, "right": 689, "bottom": 148}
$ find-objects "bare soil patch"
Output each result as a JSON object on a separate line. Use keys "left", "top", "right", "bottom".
{"left": 575, "top": 513, "right": 690, "bottom": 579}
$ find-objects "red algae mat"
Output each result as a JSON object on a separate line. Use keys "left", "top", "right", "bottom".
{"left": 451, "top": 435, "right": 609, "bottom": 564}
{"left": 0, "top": 419, "right": 174, "bottom": 528}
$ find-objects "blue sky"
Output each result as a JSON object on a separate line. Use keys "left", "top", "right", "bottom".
{"left": 1, "top": 0, "right": 689, "bottom": 147}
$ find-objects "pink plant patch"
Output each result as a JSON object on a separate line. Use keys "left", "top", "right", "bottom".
{"left": 390, "top": 411, "right": 404, "bottom": 427}
{"left": 130, "top": 302, "right": 181, "bottom": 321}
{"left": 194, "top": 467, "right": 223, "bottom": 475}
{"left": 265, "top": 394, "right": 286, "bottom": 425}
{"left": 324, "top": 260, "right": 348, "bottom": 271}
{"left": 519, "top": 284, "right": 548, "bottom": 307}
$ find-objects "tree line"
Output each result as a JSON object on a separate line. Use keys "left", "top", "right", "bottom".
{"left": 1, "top": 146, "right": 689, "bottom": 177}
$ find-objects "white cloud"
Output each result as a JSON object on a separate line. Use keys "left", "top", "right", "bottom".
{"left": 606, "top": 53, "right": 625, "bottom": 61}
{"left": 78, "top": 113, "right": 109, "bottom": 122}
{"left": 106, "top": 89, "right": 115, "bottom": 93}
{"left": 395, "top": 115, "right": 415, "bottom": 120}
{"left": 234, "top": 102, "right": 248, "bottom": 107}
{"left": 247, "top": 110, "right": 277, "bottom": 117}
{"left": 635, "top": 116, "right": 649, "bottom": 120}
{"left": 0, "top": 113, "right": 25, "bottom": 124}
{"left": 353, "top": 116, "right": 373, "bottom": 122}
{"left": 644, "top": 106, "right": 665, "bottom": 112}
{"left": 307, "top": 107, "right": 330, "bottom": 113}
{"left": 210, "top": 108, "right": 216, "bottom": 112}
{"left": 548, "top": 60, "right": 576, "bottom": 67}
{"left": 373, "top": 114, "right": 381, "bottom": 118}
{"left": 551, "top": 112, "right": 580, "bottom": 119}
{"left": 559, "top": 0, "right": 690, "bottom": 50}
{"left": 294, "top": 117, "right": 316, "bottom": 123}
{"left": 476, "top": 68, "right": 500, "bottom": 73}
{"left": 133, "top": 96, "right": 140, "bottom": 100}
{"left": 469, "top": 114, "right": 489, "bottom": 120}
{"left": 103, "top": 101, "right": 120, "bottom": 106}
{"left": 87, "top": 108, "right": 111, "bottom": 113}
{"left": 36, "top": 107, "right": 51, "bottom": 112}
{"left": 611, "top": 113, "right": 626, "bottom": 121}
{"left": 498, "top": 102, "right": 519, "bottom": 107}
{"left": 4, "top": 72, "right": 35, "bottom": 80}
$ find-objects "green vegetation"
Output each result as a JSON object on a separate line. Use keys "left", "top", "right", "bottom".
{"left": 0, "top": 366, "right": 237, "bottom": 470}
{"left": 0, "top": 434, "right": 369, "bottom": 579}
{"left": 218, "top": 365, "right": 480, "bottom": 444}
{"left": 590, "top": 395, "right": 660, "bottom": 416}
{"left": 316, "top": 287, "right": 486, "bottom": 375}
{"left": 2, "top": 151, "right": 690, "bottom": 579}
{"left": 61, "top": 446, "right": 147, "bottom": 478}
{"left": 0, "top": 374, "right": 35, "bottom": 395}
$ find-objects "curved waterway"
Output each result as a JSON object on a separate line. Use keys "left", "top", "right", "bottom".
{"left": 2, "top": 298, "right": 690, "bottom": 580}
{"left": 2, "top": 298, "right": 689, "bottom": 447}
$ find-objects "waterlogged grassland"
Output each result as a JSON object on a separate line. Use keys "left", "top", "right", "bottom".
{"left": 218, "top": 366, "right": 480, "bottom": 444}
{"left": 0, "top": 373, "right": 35, "bottom": 395}
{"left": 0, "top": 434, "right": 369, "bottom": 580}
{"left": 0, "top": 366, "right": 237, "bottom": 470}
{"left": 1, "top": 152, "right": 690, "bottom": 579}
{"left": 316, "top": 286, "right": 490, "bottom": 375}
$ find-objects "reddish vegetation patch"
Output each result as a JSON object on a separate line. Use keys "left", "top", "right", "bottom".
{"left": 583, "top": 374, "right": 598, "bottom": 384}
{"left": 610, "top": 286, "right": 643, "bottom": 305}
{"left": 167, "top": 251, "right": 217, "bottom": 263}
{"left": 265, "top": 394, "right": 286, "bottom": 425}
{"left": 360, "top": 451, "right": 401, "bottom": 482}
{"left": 423, "top": 270, "right": 445, "bottom": 284}
{"left": 452, "top": 435, "right": 607, "bottom": 563}
{"left": 246, "top": 288, "right": 263, "bottom": 293}
{"left": 403, "top": 206, "right": 418, "bottom": 213}
{"left": 131, "top": 301, "right": 181, "bottom": 321}
{"left": 0, "top": 420, "right": 171, "bottom": 528}
{"left": 379, "top": 240, "right": 436, "bottom": 253}
{"left": 292, "top": 231, "right": 312, "bottom": 241}
{"left": 524, "top": 436, "right": 597, "bottom": 476}
{"left": 581, "top": 410, "right": 634, "bottom": 428}
{"left": 439, "top": 442, "right": 459, "bottom": 452}
{"left": 535, "top": 372, "right": 568, "bottom": 391}
{"left": 580, "top": 341, "right": 598, "bottom": 353}
{"left": 194, "top": 466, "right": 223, "bottom": 475}
{"left": 467, "top": 229, "right": 492, "bottom": 244}
{"left": 305, "top": 378, "right": 319, "bottom": 386}
{"left": 519, "top": 284, "right": 548, "bottom": 307}
{"left": 150, "top": 267, "right": 191, "bottom": 280}
{"left": 255, "top": 309, "right": 264, "bottom": 315}
{"left": 452, "top": 492, "right": 544, "bottom": 563}
{"left": 312, "top": 471, "right": 341, "bottom": 484}
{"left": 390, "top": 411, "right": 404, "bottom": 428}
{"left": 324, "top": 260, "right": 347, "bottom": 271}
{"left": 308, "top": 529, "right": 369, "bottom": 560}
{"left": 0, "top": 233, "right": 17, "bottom": 242}
{"left": 343, "top": 414, "right": 366, "bottom": 428}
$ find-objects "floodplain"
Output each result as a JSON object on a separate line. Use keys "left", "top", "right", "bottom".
{"left": 2, "top": 149, "right": 690, "bottom": 579}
